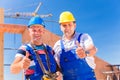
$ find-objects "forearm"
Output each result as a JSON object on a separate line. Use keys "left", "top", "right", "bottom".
{"left": 87, "top": 46, "right": 97, "bottom": 57}
{"left": 10, "top": 57, "right": 23, "bottom": 74}
{"left": 10, "top": 62, "right": 22, "bottom": 74}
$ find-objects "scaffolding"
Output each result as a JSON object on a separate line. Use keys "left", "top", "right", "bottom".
{"left": 103, "top": 64, "right": 120, "bottom": 80}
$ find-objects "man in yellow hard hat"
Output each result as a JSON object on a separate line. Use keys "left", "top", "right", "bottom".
{"left": 53, "top": 11, "right": 97, "bottom": 80}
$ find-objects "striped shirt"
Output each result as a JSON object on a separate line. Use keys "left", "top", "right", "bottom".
{"left": 15, "top": 44, "right": 53, "bottom": 75}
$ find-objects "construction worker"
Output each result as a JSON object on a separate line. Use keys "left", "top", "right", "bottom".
{"left": 53, "top": 11, "right": 97, "bottom": 80}
{"left": 10, "top": 16, "right": 62, "bottom": 80}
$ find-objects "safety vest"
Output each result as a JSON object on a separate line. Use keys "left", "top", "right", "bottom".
{"left": 25, "top": 44, "right": 57, "bottom": 80}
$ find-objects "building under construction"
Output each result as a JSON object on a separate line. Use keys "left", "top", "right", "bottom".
{"left": 0, "top": 8, "right": 120, "bottom": 80}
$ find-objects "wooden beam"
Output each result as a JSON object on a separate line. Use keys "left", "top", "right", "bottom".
{"left": 0, "top": 24, "right": 26, "bottom": 33}
{"left": 0, "top": 32, "right": 4, "bottom": 80}
{"left": 0, "top": 8, "right": 4, "bottom": 80}
{"left": 0, "top": 8, "right": 4, "bottom": 23}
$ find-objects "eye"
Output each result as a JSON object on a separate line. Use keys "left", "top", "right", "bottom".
{"left": 32, "top": 29, "right": 36, "bottom": 32}
{"left": 38, "top": 29, "right": 42, "bottom": 32}
{"left": 62, "top": 24, "right": 68, "bottom": 28}
{"left": 69, "top": 24, "right": 72, "bottom": 26}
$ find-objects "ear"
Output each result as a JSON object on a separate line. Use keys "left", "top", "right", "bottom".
{"left": 74, "top": 23, "right": 76, "bottom": 28}
{"left": 42, "top": 28, "right": 45, "bottom": 34}
{"left": 73, "top": 23, "right": 76, "bottom": 30}
{"left": 28, "top": 28, "right": 31, "bottom": 33}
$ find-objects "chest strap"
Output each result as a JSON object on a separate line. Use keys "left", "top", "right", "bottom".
{"left": 26, "top": 44, "right": 51, "bottom": 74}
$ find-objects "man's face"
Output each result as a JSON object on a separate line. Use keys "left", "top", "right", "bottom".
{"left": 60, "top": 22, "right": 76, "bottom": 38}
{"left": 29, "top": 25, "right": 45, "bottom": 42}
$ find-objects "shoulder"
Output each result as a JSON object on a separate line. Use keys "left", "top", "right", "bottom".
{"left": 44, "top": 44, "right": 54, "bottom": 53}
{"left": 18, "top": 44, "right": 27, "bottom": 50}
{"left": 76, "top": 33, "right": 90, "bottom": 37}
{"left": 55, "top": 40, "right": 61, "bottom": 45}
{"left": 15, "top": 44, "right": 28, "bottom": 57}
{"left": 77, "top": 33, "right": 92, "bottom": 40}
{"left": 45, "top": 44, "right": 52, "bottom": 50}
{"left": 16, "top": 44, "right": 31, "bottom": 55}
{"left": 83, "top": 33, "right": 93, "bottom": 41}
{"left": 53, "top": 40, "right": 61, "bottom": 50}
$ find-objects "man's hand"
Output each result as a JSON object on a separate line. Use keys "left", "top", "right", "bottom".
{"left": 56, "top": 71, "right": 63, "bottom": 80}
{"left": 75, "top": 41, "right": 86, "bottom": 58}
{"left": 20, "top": 51, "right": 31, "bottom": 69}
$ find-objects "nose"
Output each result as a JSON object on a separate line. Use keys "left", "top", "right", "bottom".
{"left": 65, "top": 25, "right": 70, "bottom": 30}
{"left": 34, "top": 30, "right": 40, "bottom": 35}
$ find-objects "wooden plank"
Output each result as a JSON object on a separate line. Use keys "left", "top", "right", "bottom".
{"left": 0, "top": 24, "right": 26, "bottom": 33}
{"left": 0, "top": 32, "right": 4, "bottom": 80}
{"left": 0, "top": 8, "right": 4, "bottom": 23}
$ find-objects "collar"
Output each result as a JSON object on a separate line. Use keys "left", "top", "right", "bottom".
{"left": 62, "top": 32, "right": 77, "bottom": 42}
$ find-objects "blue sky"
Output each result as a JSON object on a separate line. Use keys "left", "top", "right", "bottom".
{"left": 0, "top": 0, "right": 120, "bottom": 80}
{"left": 1, "top": 0, "right": 120, "bottom": 67}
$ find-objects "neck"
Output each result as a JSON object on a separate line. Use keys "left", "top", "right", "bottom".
{"left": 64, "top": 32, "right": 75, "bottom": 40}
{"left": 65, "top": 36, "right": 72, "bottom": 40}
{"left": 30, "top": 40, "right": 43, "bottom": 46}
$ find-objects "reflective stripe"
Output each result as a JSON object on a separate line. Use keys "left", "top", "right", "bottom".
{"left": 25, "top": 69, "right": 35, "bottom": 75}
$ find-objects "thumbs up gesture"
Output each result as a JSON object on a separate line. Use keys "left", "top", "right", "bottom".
{"left": 20, "top": 51, "right": 31, "bottom": 69}
{"left": 75, "top": 41, "right": 86, "bottom": 58}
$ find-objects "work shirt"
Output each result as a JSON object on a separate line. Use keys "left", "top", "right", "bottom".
{"left": 15, "top": 44, "right": 45, "bottom": 69}
{"left": 53, "top": 32, "right": 96, "bottom": 69}
{"left": 15, "top": 44, "right": 57, "bottom": 80}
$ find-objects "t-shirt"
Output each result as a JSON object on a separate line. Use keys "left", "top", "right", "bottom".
{"left": 15, "top": 44, "right": 54, "bottom": 75}
{"left": 53, "top": 32, "right": 96, "bottom": 69}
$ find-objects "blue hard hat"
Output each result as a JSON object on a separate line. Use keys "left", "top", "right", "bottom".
{"left": 28, "top": 16, "right": 45, "bottom": 27}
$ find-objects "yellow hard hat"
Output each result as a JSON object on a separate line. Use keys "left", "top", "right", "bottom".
{"left": 59, "top": 11, "right": 75, "bottom": 23}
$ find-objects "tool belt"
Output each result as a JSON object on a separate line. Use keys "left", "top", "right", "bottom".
{"left": 42, "top": 71, "right": 58, "bottom": 80}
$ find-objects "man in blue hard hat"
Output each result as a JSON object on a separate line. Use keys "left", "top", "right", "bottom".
{"left": 10, "top": 16, "right": 62, "bottom": 80}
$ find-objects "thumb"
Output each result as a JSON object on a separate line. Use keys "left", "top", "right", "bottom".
{"left": 25, "top": 51, "right": 29, "bottom": 58}
{"left": 76, "top": 40, "right": 80, "bottom": 47}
